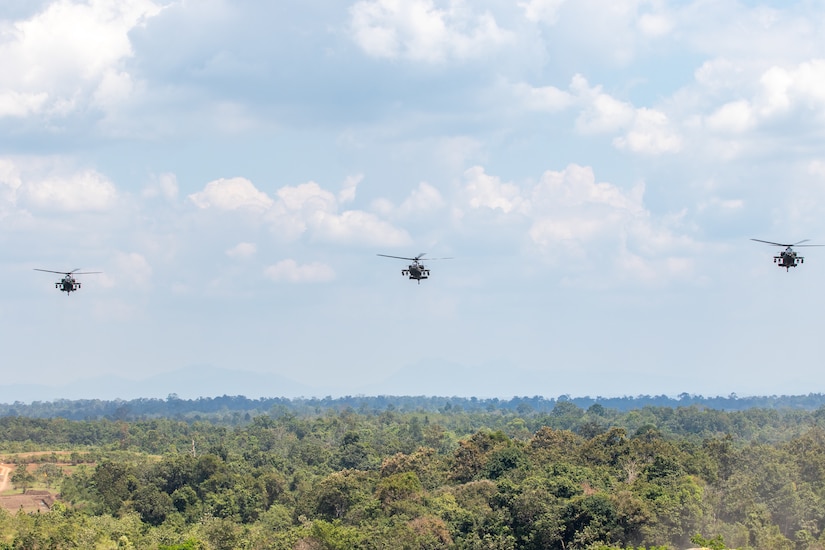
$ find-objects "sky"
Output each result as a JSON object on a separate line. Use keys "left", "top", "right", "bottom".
{"left": 3, "top": 0, "right": 825, "bottom": 402}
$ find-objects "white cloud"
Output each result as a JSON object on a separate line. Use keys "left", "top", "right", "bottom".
{"left": 0, "top": 0, "right": 163, "bottom": 118}
{"left": 264, "top": 259, "right": 335, "bottom": 283}
{"left": 463, "top": 166, "right": 527, "bottom": 214}
{"left": 339, "top": 174, "right": 362, "bottom": 204}
{"left": 698, "top": 60, "right": 825, "bottom": 138}
{"left": 614, "top": 108, "right": 682, "bottom": 154}
{"left": 226, "top": 242, "right": 256, "bottom": 259}
{"left": 458, "top": 162, "right": 694, "bottom": 281}
{"left": 528, "top": 164, "right": 647, "bottom": 250}
{"left": 349, "top": 0, "right": 512, "bottom": 63}
{"left": 399, "top": 181, "right": 445, "bottom": 214}
{"left": 187, "top": 177, "right": 410, "bottom": 246}
{"left": 276, "top": 181, "right": 337, "bottom": 214}
{"left": 0, "top": 159, "right": 22, "bottom": 191}
{"left": 188, "top": 177, "right": 273, "bottom": 211}
{"left": 637, "top": 13, "right": 672, "bottom": 38}
{"left": 519, "top": 0, "right": 566, "bottom": 24}
{"left": 705, "top": 99, "right": 756, "bottom": 133}
{"left": 694, "top": 58, "right": 746, "bottom": 92}
{"left": 92, "top": 69, "right": 136, "bottom": 109}
{"left": 698, "top": 197, "right": 744, "bottom": 212}
{"left": 373, "top": 181, "right": 446, "bottom": 219}
{"left": 571, "top": 75, "right": 635, "bottom": 134}
{"left": 510, "top": 81, "right": 574, "bottom": 112}
{"left": 0, "top": 91, "right": 49, "bottom": 117}
{"left": 142, "top": 172, "right": 178, "bottom": 201}
{"left": 314, "top": 210, "right": 411, "bottom": 246}
{"left": 757, "top": 60, "right": 825, "bottom": 117}
{"left": 526, "top": 165, "right": 696, "bottom": 283}
{"left": 270, "top": 180, "right": 411, "bottom": 246}
{"left": 22, "top": 168, "right": 117, "bottom": 212}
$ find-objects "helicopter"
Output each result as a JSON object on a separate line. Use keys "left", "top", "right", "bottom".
{"left": 377, "top": 253, "right": 451, "bottom": 284}
{"left": 34, "top": 268, "right": 102, "bottom": 294}
{"left": 751, "top": 239, "right": 823, "bottom": 271}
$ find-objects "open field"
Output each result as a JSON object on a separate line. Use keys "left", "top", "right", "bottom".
{"left": 0, "top": 490, "right": 55, "bottom": 513}
{"left": 0, "top": 454, "right": 76, "bottom": 513}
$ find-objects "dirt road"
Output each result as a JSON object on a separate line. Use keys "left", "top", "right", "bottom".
{"left": 0, "top": 465, "right": 10, "bottom": 493}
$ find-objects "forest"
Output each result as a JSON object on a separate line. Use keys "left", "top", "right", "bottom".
{"left": 1, "top": 397, "right": 825, "bottom": 549}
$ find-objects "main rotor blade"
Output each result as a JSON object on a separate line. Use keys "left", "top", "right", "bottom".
{"left": 34, "top": 268, "right": 102, "bottom": 275}
{"left": 751, "top": 239, "right": 792, "bottom": 247}
{"left": 377, "top": 254, "right": 416, "bottom": 261}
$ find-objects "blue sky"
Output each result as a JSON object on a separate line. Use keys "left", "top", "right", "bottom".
{"left": 2, "top": 0, "right": 825, "bottom": 401}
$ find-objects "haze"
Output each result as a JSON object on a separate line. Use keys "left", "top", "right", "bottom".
{"left": 2, "top": 0, "right": 824, "bottom": 401}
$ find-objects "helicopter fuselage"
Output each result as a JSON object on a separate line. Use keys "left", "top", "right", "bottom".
{"left": 378, "top": 253, "right": 448, "bottom": 284}
{"left": 752, "top": 239, "right": 818, "bottom": 272}
{"left": 58, "top": 276, "right": 81, "bottom": 293}
{"left": 35, "top": 268, "right": 99, "bottom": 294}
{"left": 775, "top": 249, "right": 802, "bottom": 271}
{"left": 402, "top": 262, "right": 429, "bottom": 283}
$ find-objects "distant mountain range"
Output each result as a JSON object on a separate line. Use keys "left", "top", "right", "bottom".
{"left": 0, "top": 361, "right": 559, "bottom": 403}
{"left": 0, "top": 365, "right": 316, "bottom": 404}
{"left": 0, "top": 361, "right": 622, "bottom": 403}
{"left": 0, "top": 362, "right": 817, "bottom": 407}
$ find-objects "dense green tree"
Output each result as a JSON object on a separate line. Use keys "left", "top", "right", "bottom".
{"left": 10, "top": 464, "right": 34, "bottom": 492}
{"left": 34, "top": 463, "right": 64, "bottom": 489}
{"left": 3, "top": 401, "right": 825, "bottom": 548}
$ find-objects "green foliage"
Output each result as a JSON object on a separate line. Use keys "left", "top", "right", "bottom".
{"left": 9, "top": 464, "right": 34, "bottom": 492}
{"left": 691, "top": 532, "right": 727, "bottom": 549}
{"left": 2, "top": 402, "right": 825, "bottom": 548}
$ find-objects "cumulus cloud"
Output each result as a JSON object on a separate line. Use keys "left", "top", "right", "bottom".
{"left": 463, "top": 166, "right": 527, "bottom": 215}
{"left": 276, "top": 181, "right": 337, "bottom": 214}
{"left": 188, "top": 177, "right": 274, "bottom": 211}
{"left": 571, "top": 75, "right": 635, "bottom": 134}
{"left": 226, "top": 242, "right": 257, "bottom": 259}
{"left": 0, "top": 91, "right": 49, "bottom": 118}
{"left": 528, "top": 164, "right": 646, "bottom": 247}
{"left": 519, "top": 0, "right": 566, "bottom": 24}
{"left": 268, "top": 181, "right": 411, "bottom": 246}
{"left": 699, "top": 59, "right": 825, "bottom": 138}
{"left": 399, "top": 181, "right": 445, "bottom": 214}
{"left": 637, "top": 13, "right": 672, "bottom": 37}
{"left": 264, "top": 259, "right": 335, "bottom": 283}
{"left": 527, "top": 165, "right": 697, "bottom": 282}
{"left": 142, "top": 172, "right": 178, "bottom": 201}
{"left": 339, "top": 174, "right": 362, "bottom": 204}
{"left": 510, "top": 81, "right": 574, "bottom": 112}
{"left": 21, "top": 169, "right": 118, "bottom": 212}
{"left": 614, "top": 108, "right": 682, "bottom": 154}
{"left": 187, "top": 176, "right": 411, "bottom": 246}
{"left": 349, "top": 0, "right": 512, "bottom": 63}
{"left": 705, "top": 99, "right": 756, "bottom": 133}
{"left": 372, "top": 181, "right": 447, "bottom": 219}
{"left": 0, "top": 0, "right": 163, "bottom": 119}
{"left": 458, "top": 162, "right": 695, "bottom": 282}
{"left": 566, "top": 75, "right": 681, "bottom": 154}
{"left": 313, "top": 210, "right": 410, "bottom": 245}
{"left": 0, "top": 159, "right": 22, "bottom": 193}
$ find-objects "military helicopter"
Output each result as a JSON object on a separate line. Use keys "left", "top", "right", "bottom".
{"left": 34, "top": 268, "right": 102, "bottom": 294}
{"left": 751, "top": 239, "right": 823, "bottom": 271}
{"left": 377, "top": 253, "right": 451, "bottom": 284}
